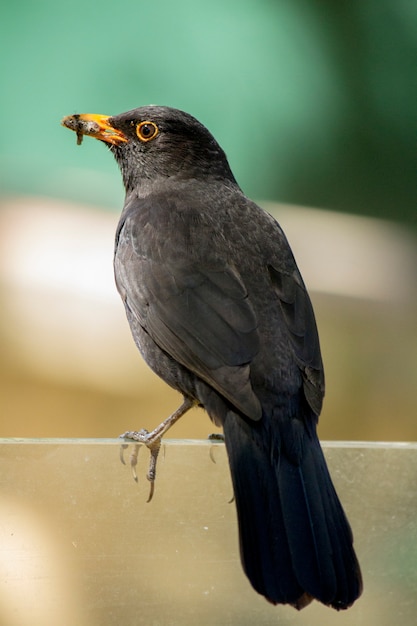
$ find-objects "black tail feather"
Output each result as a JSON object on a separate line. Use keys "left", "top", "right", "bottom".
{"left": 223, "top": 411, "right": 362, "bottom": 610}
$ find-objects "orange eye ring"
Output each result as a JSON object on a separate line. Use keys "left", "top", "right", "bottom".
{"left": 136, "top": 121, "right": 159, "bottom": 142}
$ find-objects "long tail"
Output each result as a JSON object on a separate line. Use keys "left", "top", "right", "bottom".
{"left": 223, "top": 411, "right": 362, "bottom": 610}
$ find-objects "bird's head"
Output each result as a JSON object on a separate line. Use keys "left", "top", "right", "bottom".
{"left": 62, "top": 106, "right": 237, "bottom": 194}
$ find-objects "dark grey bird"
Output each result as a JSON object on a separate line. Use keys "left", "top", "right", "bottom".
{"left": 62, "top": 106, "right": 362, "bottom": 610}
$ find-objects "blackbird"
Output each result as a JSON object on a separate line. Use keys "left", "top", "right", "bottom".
{"left": 62, "top": 106, "right": 362, "bottom": 610}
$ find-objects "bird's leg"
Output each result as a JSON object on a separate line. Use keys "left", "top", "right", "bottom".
{"left": 120, "top": 397, "right": 196, "bottom": 501}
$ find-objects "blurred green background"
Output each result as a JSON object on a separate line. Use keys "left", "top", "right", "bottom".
{"left": 1, "top": 0, "right": 416, "bottom": 441}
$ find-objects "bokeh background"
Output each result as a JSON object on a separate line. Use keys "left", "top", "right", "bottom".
{"left": 1, "top": 0, "right": 416, "bottom": 441}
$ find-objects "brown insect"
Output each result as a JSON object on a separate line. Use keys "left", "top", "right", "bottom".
{"left": 61, "top": 114, "right": 101, "bottom": 145}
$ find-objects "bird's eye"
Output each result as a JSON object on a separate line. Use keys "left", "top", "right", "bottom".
{"left": 136, "top": 121, "right": 159, "bottom": 142}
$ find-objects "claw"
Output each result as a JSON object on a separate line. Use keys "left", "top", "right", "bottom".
{"left": 119, "top": 442, "right": 139, "bottom": 480}
{"left": 119, "top": 443, "right": 128, "bottom": 465}
{"left": 146, "top": 481, "right": 155, "bottom": 503}
{"left": 207, "top": 433, "right": 234, "bottom": 503}
{"left": 130, "top": 445, "right": 140, "bottom": 482}
{"left": 209, "top": 446, "right": 217, "bottom": 464}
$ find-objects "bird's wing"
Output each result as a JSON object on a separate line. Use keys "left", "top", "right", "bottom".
{"left": 268, "top": 263, "right": 325, "bottom": 416}
{"left": 114, "top": 207, "right": 262, "bottom": 421}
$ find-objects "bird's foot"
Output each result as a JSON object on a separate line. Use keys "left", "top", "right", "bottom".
{"left": 119, "top": 397, "right": 196, "bottom": 502}
{"left": 207, "top": 432, "right": 225, "bottom": 442}
{"left": 208, "top": 432, "right": 225, "bottom": 463}
{"left": 119, "top": 430, "right": 162, "bottom": 502}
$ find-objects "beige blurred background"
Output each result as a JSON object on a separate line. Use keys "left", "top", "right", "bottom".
{"left": 1, "top": 196, "right": 416, "bottom": 441}
{"left": 1, "top": 2, "right": 416, "bottom": 442}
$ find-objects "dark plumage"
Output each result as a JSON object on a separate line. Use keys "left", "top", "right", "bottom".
{"left": 62, "top": 106, "right": 362, "bottom": 609}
